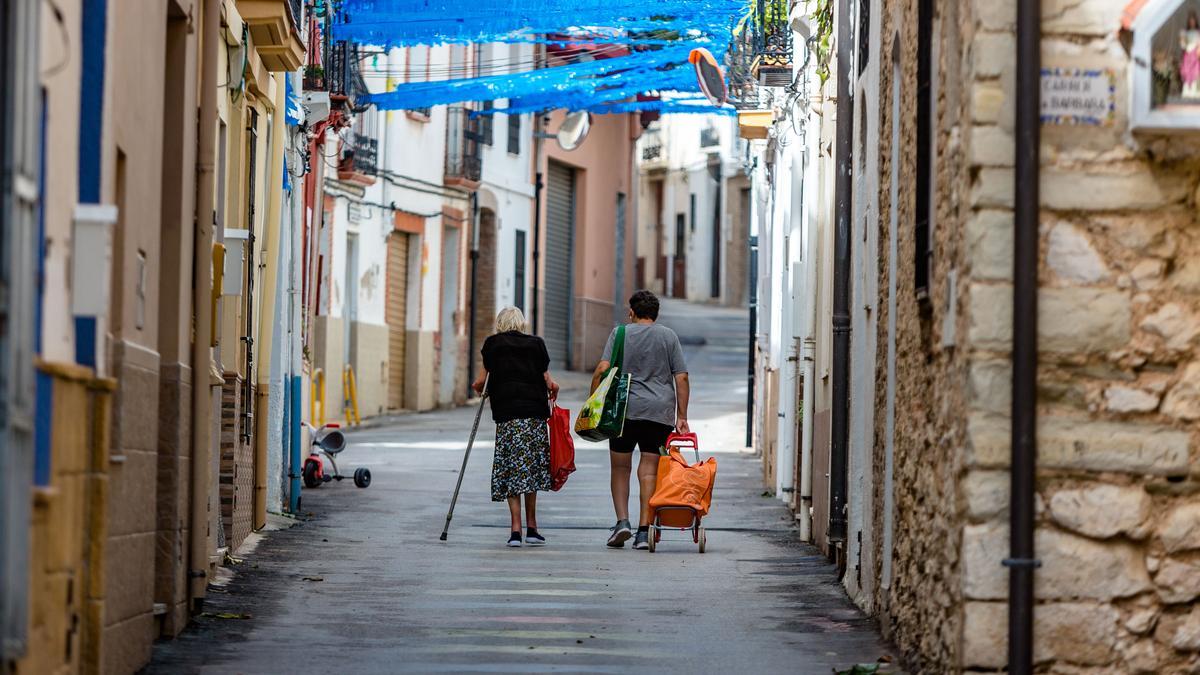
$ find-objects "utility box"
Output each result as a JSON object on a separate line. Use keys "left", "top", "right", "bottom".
{"left": 71, "top": 204, "right": 118, "bottom": 317}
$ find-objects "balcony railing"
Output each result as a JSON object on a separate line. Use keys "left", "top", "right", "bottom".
{"left": 749, "top": 0, "right": 793, "bottom": 87}
{"left": 325, "top": 40, "right": 370, "bottom": 110}
{"left": 642, "top": 144, "right": 663, "bottom": 161}
{"left": 339, "top": 133, "right": 378, "bottom": 179}
{"left": 445, "top": 106, "right": 483, "bottom": 185}
{"left": 728, "top": 0, "right": 794, "bottom": 103}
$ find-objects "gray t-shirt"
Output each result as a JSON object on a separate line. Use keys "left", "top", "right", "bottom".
{"left": 601, "top": 323, "right": 687, "bottom": 428}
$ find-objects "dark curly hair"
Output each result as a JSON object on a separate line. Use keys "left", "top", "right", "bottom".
{"left": 629, "top": 290, "right": 660, "bottom": 321}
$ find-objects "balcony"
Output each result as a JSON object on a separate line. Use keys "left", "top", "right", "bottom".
{"left": 748, "top": 0, "right": 793, "bottom": 87}
{"left": 444, "top": 106, "right": 483, "bottom": 188}
{"left": 238, "top": 0, "right": 305, "bottom": 71}
{"left": 642, "top": 144, "right": 662, "bottom": 161}
{"left": 338, "top": 133, "right": 378, "bottom": 185}
{"left": 326, "top": 40, "right": 370, "bottom": 111}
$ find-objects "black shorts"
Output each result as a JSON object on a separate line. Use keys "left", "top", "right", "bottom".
{"left": 610, "top": 418, "right": 673, "bottom": 454}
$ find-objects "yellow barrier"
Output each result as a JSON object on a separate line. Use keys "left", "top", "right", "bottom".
{"left": 343, "top": 364, "right": 362, "bottom": 426}
{"left": 310, "top": 368, "right": 326, "bottom": 427}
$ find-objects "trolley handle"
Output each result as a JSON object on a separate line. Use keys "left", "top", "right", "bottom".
{"left": 666, "top": 432, "right": 701, "bottom": 464}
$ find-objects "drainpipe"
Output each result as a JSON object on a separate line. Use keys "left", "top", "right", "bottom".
{"left": 1007, "top": 0, "right": 1041, "bottom": 670}
{"left": 798, "top": 79, "right": 818, "bottom": 541}
{"left": 467, "top": 191, "right": 479, "bottom": 398}
{"left": 189, "top": 0, "right": 220, "bottom": 610}
{"left": 827, "top": 0, "right": 855, "bottom": 551}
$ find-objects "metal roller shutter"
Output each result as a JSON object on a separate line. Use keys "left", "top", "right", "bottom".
{"left": 386, "top": 233, "right": 409, "bottom": 409}
{"left": 544, "top": 162, "right": 575, "bottom": 370}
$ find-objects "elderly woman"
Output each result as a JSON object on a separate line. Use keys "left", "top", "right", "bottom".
{"left": 473, "top": 307, "right": 560, "bottom": 547}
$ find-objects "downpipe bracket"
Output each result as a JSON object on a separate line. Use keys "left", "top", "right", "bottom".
{"left": 1002, "top": 558, "right": 1042, "bottom": 569}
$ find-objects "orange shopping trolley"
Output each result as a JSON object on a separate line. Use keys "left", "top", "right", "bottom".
{"left": 647, "top": 432, "right": 717, "bottom": 553}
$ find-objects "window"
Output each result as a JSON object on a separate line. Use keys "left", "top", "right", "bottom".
{"left": 689, "top": 194, "right": 697, "bottom": 233}
{"left": 507, "top": 113, "right": 521, "bottom": 154}
{"left": 857, "top": 0, "right": 871, "bottom": 77}
{"left": 514, "top": 230, "right": 526, "bottom": 311}
{"left": 480, "top": 100, "right": 494, "bottom": 146}
{"left": 914, "top": 0, "right": 934, "bottom": 299}
{"left": 407, "top": 46, "right": 431, "bottom": 117}
{"left": 675, "top": 213, "right": 686, "bottom": 258}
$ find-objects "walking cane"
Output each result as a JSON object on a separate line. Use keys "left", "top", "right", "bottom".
{"left": 440, "top": 376, "right": 488, "bottom": 541}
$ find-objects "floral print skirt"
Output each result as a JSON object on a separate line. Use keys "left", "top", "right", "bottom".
{"left": 491, "top": 417, "right": 552, "bottom": 501}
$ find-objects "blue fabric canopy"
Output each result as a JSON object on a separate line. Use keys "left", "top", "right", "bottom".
{"left": 334, "top": 0, "right": 746, "bottom": 114}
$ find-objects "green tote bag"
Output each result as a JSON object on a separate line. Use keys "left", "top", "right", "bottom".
{"left": 575, "top": 325, "right": 631, "bottom": 441}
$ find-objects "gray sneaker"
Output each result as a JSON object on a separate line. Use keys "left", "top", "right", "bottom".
{"left": 633, "top": 530, "right": 650, "bottom": 550}
{"left": 607, "top": 519, "right": 632, "bottom": 548}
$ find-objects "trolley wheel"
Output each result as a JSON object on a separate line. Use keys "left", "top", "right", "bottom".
{"left": 353, "top": 467, "right": 371, "bottom": 488}
{"left": 647, "top": 525, "right": 656, "bottom": 553}
{"left": 698, "top": 528, "right": 706, "bottom": 554}
{"left": 302, "top": 459, "right": 322, "bottom": 489}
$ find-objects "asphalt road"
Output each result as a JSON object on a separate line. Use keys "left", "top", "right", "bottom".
{"left": 145, "top": 300, "right": 895, "bottom": 674}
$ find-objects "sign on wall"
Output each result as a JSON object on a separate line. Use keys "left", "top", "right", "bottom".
{"left": 1041, "top": 68, "right": 1117, "bottom": 125}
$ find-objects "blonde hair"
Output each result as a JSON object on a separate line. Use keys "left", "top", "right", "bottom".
{"left": 495, "top": 307, "right": 528, "bottom": 333}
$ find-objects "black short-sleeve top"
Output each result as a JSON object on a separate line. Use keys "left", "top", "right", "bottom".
{"left": 481, "top": 331, "right": 551, "bottom": 422}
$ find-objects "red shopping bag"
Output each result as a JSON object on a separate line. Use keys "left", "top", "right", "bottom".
{"left": 549, "top": 404, "right": 576, "bottom": 491}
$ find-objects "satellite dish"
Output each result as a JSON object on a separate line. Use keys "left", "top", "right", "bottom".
{"left": 689, "top": 48, "right": 728, "bottom": 107}
{"left": 557, "top": 111, "right": 591, "bottom": 151}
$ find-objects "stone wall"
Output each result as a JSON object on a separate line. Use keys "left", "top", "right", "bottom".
{"left": 865, "top": 0, "right": 972, "bottom": 669}
{"left": 918, "top": 0, "right": 1200, "bottom": 671}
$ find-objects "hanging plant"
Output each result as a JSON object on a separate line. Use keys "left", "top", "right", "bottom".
{"left": 807, "top": 0, "right": 835, "bottom": 85}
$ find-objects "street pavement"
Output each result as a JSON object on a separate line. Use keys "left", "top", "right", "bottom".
{"left": 145, "top": 300, "right": 896, "bottom": 674}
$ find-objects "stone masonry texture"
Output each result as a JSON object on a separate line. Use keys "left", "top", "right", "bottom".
{"left": 865, "top": 0, "right": 1200, "bottom": 671}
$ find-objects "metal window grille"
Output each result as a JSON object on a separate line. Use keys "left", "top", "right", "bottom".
{"left": 507, "top": 113, "right": 520, "bottom": 154}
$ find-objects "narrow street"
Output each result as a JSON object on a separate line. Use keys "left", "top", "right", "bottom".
{"left": 146, "top": 301, "right": 894, "bottom": 674}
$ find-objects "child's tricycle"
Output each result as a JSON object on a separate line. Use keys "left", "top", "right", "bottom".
{"left": 303, "top": 423, "right": 371, "bottom": 489}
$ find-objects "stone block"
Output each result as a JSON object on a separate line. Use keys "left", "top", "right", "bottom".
{"left": 963, "top": 470, "right": 1011, "bottom": 521}
{"left": 1039, "top": 288, "right": 1130, "bottom": 353}
{"left": 103, "top": 531, "right": 156, "bottom": 625}
{"left": 967, "top": 283, "right": 1013, "bottom": 350}
{"left": 962, "top": 601, "right": 1008, "bottom": 669}
{"left": 1104, "top": 386, "right": 1160, "bottom": 413}
{"left": 969, "top": 125, "right": 1014, "bottom": 167}
{"left": 1140, "top": 304, "right": 1200, "bottom": 352}
{"left": 976, "top": 0, "right": 1014, "bottom": 30}
{"left": 1155, "top": 554, "right": 1200, "bottom": 604}
{"left": 1039, "top": 416, "right": 1190, "bottom": 475}
{"left": 1125, "top": 606, "right": 1160, "bottom": 634}
{"left": 973, "top": 32, "right": 1015, "bottom": 79}
{"left": 1047, "top": 483, "right": 1151, "bottom": 539}
{"left": 968, "top": 359, "right": 1010, "bottom": 414}
{"left": 963, "top": 521, "right": 1009, "bottom": 599}
{"left": 971, "top": 168, "right": 1014, "bottom": 208}
{"left": 1036, "top": 528, "right": 1152, "bottom": 599}
{"left": 1043, "top": 0, "right": 1128, "bottom": 36}
{"left": 1034, "top": 602, "right": 1119, "bottom": 665}
{"left": 1166, "top": 606, "right": 1200, "bottom": 651}
{"left": 972, "top": 82, "right": 1007, "bottom": 125}
{"left": 966, "top": 285, "right": 1130, "bottom": 353}
{"left": 1122, "top": 639, "right": 1161, "bottom": 673}
{"left": 966, "top": 209, "right": 1013, "bottom": 281}
{"left": 106, "top": 449, "right": 158, "bottom": 538}
{"left": 965, "top": 412, "right": 1010, "bottom": 468}
{"left": 1160, "top": 503, "right": 1200, "bottom": 553}
{"left": 1041, "top": 168, "right": 1192, "bottom": 211}
{"left": 1046, "top": 222, "right": 1110, "bottom": 284}
{"left": 1161, "top": 362, "right": 1200, "bottom": 421}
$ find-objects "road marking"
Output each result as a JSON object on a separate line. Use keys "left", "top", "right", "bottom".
{"left": 439, "top": 629, "right": 656, "bottom": 642}
{"left": 432, "top": 589, "right": 604, "bottom": 597}
{"left": 405, "top": 644, "right": 649, "bottom": 658}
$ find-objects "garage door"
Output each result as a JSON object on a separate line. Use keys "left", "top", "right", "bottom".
{"left": 386, "top": 233, "right": 409, "bottom": 410}
{"left": 544, "top": 162, "right": 575, "bottom": 370}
